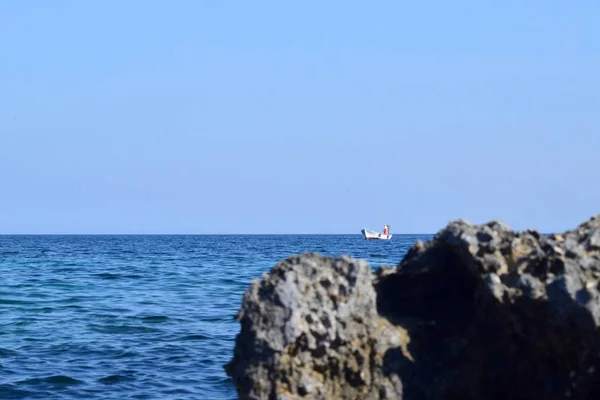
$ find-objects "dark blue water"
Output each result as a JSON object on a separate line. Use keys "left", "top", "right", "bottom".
{"left": 0, "top": 234, "right": 428, "bottom": 399}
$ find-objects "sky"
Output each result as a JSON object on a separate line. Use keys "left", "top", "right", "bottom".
{"left": 0, "top": 0, "right": 598, "bottom": 234}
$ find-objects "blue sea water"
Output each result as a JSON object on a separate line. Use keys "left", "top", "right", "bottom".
{"left": 0, "top": 234, "right": 429, "bottom": 399}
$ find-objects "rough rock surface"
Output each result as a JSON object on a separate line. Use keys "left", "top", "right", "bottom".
{"left": 226, "top": 215, "right": 600, "bottom": 399}
{"left": 224, "top": 254, "right": 404, "bottom": 399}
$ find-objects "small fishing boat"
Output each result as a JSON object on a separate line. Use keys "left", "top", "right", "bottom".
{"left": 361, "top": 225, "right": 392, "bottom": 240}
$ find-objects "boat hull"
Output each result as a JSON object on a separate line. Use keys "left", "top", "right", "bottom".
{"left": 361, "top": 228, "right": 392, "bottom": 240}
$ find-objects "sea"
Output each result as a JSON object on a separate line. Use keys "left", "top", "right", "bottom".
{"left": 0, "top": 234, "right": 430, "bottom": 399}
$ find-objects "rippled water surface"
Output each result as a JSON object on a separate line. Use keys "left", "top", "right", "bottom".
{"left": 0, "top": 234, "right": 429, "bottom": 399}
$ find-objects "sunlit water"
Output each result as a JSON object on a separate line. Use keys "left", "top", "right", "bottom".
{"left": 0, "top": 234, "right": 429, "bottom": 399}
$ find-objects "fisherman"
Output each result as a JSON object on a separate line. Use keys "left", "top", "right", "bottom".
{"left": 383, "top": 225, "right": 389, "bottom": 235}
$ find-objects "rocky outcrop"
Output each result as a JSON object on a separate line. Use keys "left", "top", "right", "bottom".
{"left": 224, "top": 254, "right": 404, "bottom": 399}
{"left": 225, "top": 215, "right": 600, "bottom": 399}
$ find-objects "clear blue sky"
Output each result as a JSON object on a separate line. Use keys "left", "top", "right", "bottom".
{"left": 1, "top": 0, "right": 598, "bottom": 234}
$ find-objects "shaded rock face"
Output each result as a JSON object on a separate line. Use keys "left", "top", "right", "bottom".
{"left": 226, "top": 215, "right": 600, "bottom": 399}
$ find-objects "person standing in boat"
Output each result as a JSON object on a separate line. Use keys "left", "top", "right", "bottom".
{"left": 383, "top": 225, "right": 389, "bottom": 235}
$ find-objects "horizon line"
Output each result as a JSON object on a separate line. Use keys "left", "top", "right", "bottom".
{"left": 0, "top": 232, "right": 435, "bottom": 236}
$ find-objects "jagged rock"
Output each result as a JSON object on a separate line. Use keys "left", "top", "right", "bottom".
{"left": 226, "top": 215, "right": 600, "bottom": 399}
{"left": 224, "top": 254, "right": 404, "bottom": 399}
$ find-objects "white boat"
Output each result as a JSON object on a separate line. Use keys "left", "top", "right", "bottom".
{"left": 361, "top": 225, "right": 392, "bottom": 240}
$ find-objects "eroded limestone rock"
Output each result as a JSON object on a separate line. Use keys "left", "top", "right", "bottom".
{"left": 224, "top": 254, "right": 404, "bottom": 399}
{"left": 226, "top": 215, "right": 600, "bottom": 399}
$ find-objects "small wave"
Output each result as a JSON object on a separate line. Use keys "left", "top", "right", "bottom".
{"left": 165, "top": 354, "right": 190, "bottom": 363}
{"left": 23, "top": 292, "right": 51, "bottom": 299}
{"left": 180, "top": 334, "right": 210, "bottom": 341}
{"left": 94, "top": 272, "right": 146, "bottom": 280}
{"left": 17, "top": 375, "right": 83, "bottom": 386}
{"left": 59, "top": 262, "right": 80, "bottom": 267}
{"left": 95, "top": 273, "right": 122, "bottom": 280}
{"left": 114, "top": 350, "right": 139, "bottom": 359}
{"left": 0, "top": 384, "right": 35, "bottom": 399}
{"left": 89, "top": 324, "right": 160, "bottom": 334}
{"left": 0, "top": 348, "right": 18, "bottom": 356}
{"left": 23, "top": 337, "right": 45, "bottom": 342}
{"left": 97, "top": 374, "right": 136, "bottom": 384}
{"left": 123, "top": 274, "right": 145, "bottom": 279}
{"left": 23, "top": 306, "right": 54, "bottom": 314}
{"left": 140, "top": 315, "right": 169, "bottom": 323}
{"left": 55, "top": 297, "right": 85, "bottom": 304}
{"left": 162, "top": 388, "right": 194, "bottom": 395}
{"left": 111, "top": 249, "right": 137, "bottom": 254}
{"left": 0, "top": 298, "right": 34, "bottom": 306}
{"left": 129, "top": 393, "right": 154, "bottom": 399}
